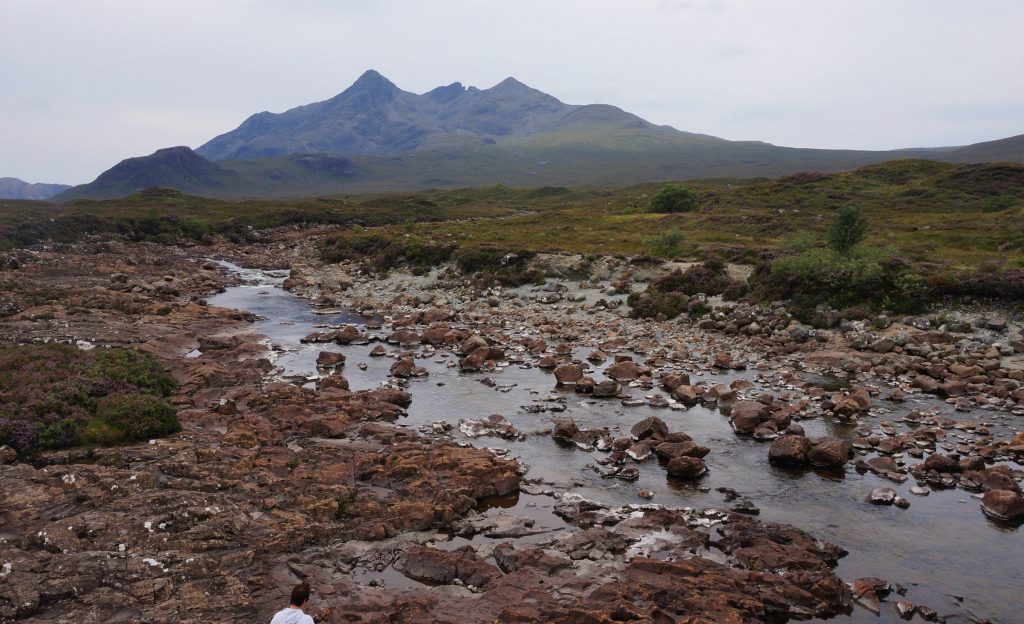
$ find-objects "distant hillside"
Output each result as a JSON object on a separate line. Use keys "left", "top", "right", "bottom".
{"left": 57, "top": 70, "right": 1024, "bottom": 200}
{"left": 942, "top": 134, "right": 1024, "bottom": 163}
{"left": 56, "top": 148, "right": 357, "bottom": 201}
{"left": 0, "top": 177, "right": 71, "bottom": 200}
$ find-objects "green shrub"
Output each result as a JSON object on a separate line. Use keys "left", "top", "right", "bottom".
{"left": 649, "top": 184, "right": 698, "bottom": 214}
{"left": 644, "top": 229, "right": 686, "bottom": 257}
{"left": 83, "top": 394, "right": 180, "bottom": 446}
{"left": 751, "top": 246, "right": 927, "bottom": 316}
{"left": 828, "top": 206, "right": 867, "bottom": 255}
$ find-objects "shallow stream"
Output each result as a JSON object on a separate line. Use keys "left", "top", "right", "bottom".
{"left": 207, "top": 263, "right": 1021, "bottom": 624}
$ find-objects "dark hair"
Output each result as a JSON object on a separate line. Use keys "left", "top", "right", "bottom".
{"left": 290, "top": 581, "right": 311, "bottom": 607}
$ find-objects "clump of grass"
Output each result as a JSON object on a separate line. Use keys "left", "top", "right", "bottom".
{"left": 643, "top": 229, "right": 687, "bottom": 258}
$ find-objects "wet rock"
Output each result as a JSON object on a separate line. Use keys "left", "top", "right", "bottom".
{"left": 591, "top": 379, "right": 620, "bottom": 398}
{"left": 981, "top": 489, "right": 1024, "bottom": 521}
{"left": 390, "top": 357, "right": 427, "bottom": 378}
{"left": 626, "top": 442, "right": 654, "bottom": 461}
{"left": 654, "top": 440, "right": 709, "bottom": 460}
{"left": 553, "top": 363, "right": 584, "bottom": 385}
{"left": 922, "top": 453, "right": 961, "bottom": 473}
{"left": 713, "top": 352, "right": 733, "bottom": 369}
{"left": 458, "top": 334, "right": 489, "bottom": 355}
{"left": 386, "top": 328, "right": 420, "bottom": 345}
{"left": 729, "top": 400, "right": 769, "bottom": 435}
{"left": 666, "top": 456, "right": 707, "bottom": 479}
{"left": 630, "top": 416, "right": 668, "bottom": 440}
{"left": 605, "top": 359, "right": 641, "bottom": 381}
{"left": 869, "top": 488, "right": 898, "bottom": 505}
{"left": 671, "top": 384, "right": 699, "bottom": 405}
{"left": 459, "top": 414, "right": 520, "bottom": 440}
{"left": 318, "top": 373, "right": 350, "bottom": 391}
{"left": 316, "top": 351, "right": 346, "bottom": 368}
{"left": 551, "top": 420, "right": 579, "bottom": 443}
{"left": 808, "top": 438, "right": 853, "bottom": 468}
{"left": 659, "top": 372, "right": 691, "bottom": 390}
{"left": 835, "top": 386, "right": 872, "bottom": 417}
{"left": 401, "top": 545, "right": 500, "bottom": 588}
{"left": 768, "top": 435, "right": 812, "bottom": 466}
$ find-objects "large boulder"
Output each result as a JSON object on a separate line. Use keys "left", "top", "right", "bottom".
{"left": 808, "top": 438, "right": 853, "bottom": 468}
{"left": 768, "top": 435, "right": 812, "bottom": 466}
{"left": 730, "top": 401, "right": 769, "bottom": 435}
{"left": 981, "top": 489, "right": 1024, "bottom": 521}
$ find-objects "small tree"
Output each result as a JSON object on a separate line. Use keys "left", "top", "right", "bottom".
{"left": 649, "top": 184, "right": 698, "bottom": 213}
{"left": 828, "top": 206, "right": 867, "bottom": 255}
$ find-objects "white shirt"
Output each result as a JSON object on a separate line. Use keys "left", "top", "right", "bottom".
{"left": 270, "top": 607, "right": 314, "bottom": 624}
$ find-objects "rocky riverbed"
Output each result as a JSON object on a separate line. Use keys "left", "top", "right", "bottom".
{"left": 1, "top": 236, "right": 1021, "bottom": 623}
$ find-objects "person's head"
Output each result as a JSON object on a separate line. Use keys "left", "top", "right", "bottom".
{"left": 289, "top": 581, "right": 311, "bottom": 609}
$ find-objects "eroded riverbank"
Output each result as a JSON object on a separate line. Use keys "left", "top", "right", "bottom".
{"left": 1, "top": 238, "right": 1021, "bottom": 623}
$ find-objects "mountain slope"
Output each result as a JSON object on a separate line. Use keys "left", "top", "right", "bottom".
{"left": 58, "top": 71, "right": 1024, "bottom": 200}
{"left": 54, "top": 148, "right": 359, "bottom": 201}
{"left": 0, "top": 178, "right": 71, "bottom": 200}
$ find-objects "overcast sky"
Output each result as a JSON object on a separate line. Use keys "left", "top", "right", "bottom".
{"left": 2, "top": 0, "right": 1022, "bottom": 184}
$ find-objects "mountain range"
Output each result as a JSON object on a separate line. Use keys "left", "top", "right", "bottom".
{"left": 53, "top": 70, "right": 1024, "bottom": 201}
{"left": 0, "top": 178, "right": 72, "bottom": 201}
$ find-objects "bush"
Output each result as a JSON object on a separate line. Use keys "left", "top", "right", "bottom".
{"left": 644, "top": 229, "right": 686, "bottom": 258}
{"left": 83, "top": 394, "right": 180, "bottom": 446}
{"left": 0, "top": 345, "right": 179, "bottom": 454}
{"left": 828, "top": 206, "right": 867, "bottom": 255}
{"left": 750, "top": 246, "right": 927, "bottom": 317}
{"left": 649, "top": 184, "right": 698, "bottom": 214}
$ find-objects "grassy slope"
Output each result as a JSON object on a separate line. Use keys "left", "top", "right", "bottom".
{"left": 6, "top": 160, "right": 1023, "bottom": 272}
{"left": 358, "top": 160, "right": 1024, "bottom": 270}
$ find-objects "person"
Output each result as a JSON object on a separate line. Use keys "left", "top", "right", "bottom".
{"left": 270, "top": 581, "right": 315, "bottom": 624}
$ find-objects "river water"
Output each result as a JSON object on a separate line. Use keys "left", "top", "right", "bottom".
{"left": 207, "top": 263, "right": 1021, "bottom": 624}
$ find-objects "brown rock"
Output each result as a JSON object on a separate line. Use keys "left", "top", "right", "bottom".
{"left": 316, "top": 351, "right": 346, "bottom": 367}
{"left": 553, "top": 363, "right": 584, "bottom": 385}
{"left": 605, "top": 359, "right": 641, "bottom": 381}
{"left": 768, "top": 435, "right": 812, "bottom": 466}
{"left": 730, "top": 400, "right": 769, "bottom": 435}
{"left": 666, "top": 456, "right": 707, "bottom": 479}
{"left": 808, "top": 438, "right": 853, "bottom": 468}
{"left": 981, "top": 489, "right": 1024, "bottom": 521}
{"left": 630, "top": 416, "right": 668, "bottom": 440}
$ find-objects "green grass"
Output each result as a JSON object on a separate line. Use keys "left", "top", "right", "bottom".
{"left": 4, "top": 159, "right": 1022, "bottom": 276}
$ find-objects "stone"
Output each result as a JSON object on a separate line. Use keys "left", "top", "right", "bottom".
{"left": 808, "top": 438, "right": 853, "bottom": 468}
{"left": 768, "top": 435, "right": 812, "bottom": 466}
{"left": 592, "top": 379, "right": 620, "bottom": 397}
{"left": 553, "top": 363, "right": 584, "bottom": 385}
{"left": 630, "top": 416, "right": 668, "bottom": 440}
{"left": 604, "top": 359, "right": 641, "bottom": 381}
{"left": 316, "top": 351, "right": 346, "bottom": 367}
{"left": 922, "top": 453, "right": 961, "bottom": 473}
{"left": 730, "top": 400, "right": 769, "bottom": 435}
{"left": 551, "top": 420, "right": 579, "bottom": 443}
{"left": 981, "top": 489, "right": 1024, "bottom": 521}
{"left": 666, "top": 456, "right": 708, "bottom": 480}
{"left": 869, "top": 488, "right": 897, "bottom": 505}
{"left": 0, "top": 444, "right": 17, "bottom": 464}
